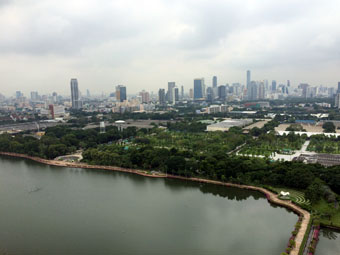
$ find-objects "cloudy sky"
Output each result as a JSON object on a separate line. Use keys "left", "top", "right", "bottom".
{"left": 0, "top": 0, "right": 339, "bottom": 96}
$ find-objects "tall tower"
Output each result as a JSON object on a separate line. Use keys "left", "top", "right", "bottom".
{"left": 158, "top": 89, "right": 165, "bottom": 105}
{"left": 70, "top": 78, "right": 81, "bottom": 109}
{"left": 246, "top": 70, "right": 251, "bottom": 90}
{"left": 167, "top": 82, "right": 176, "bottom": 103}
{"left": 194, "top": 78, "right": 204, "bottom": 99}
{"left": 213, "top": 76, "right": 217, "bottom": 88}
{"left": 116, "top": 85, "right": 127, "bottom": 102}
{"left": 181, "top": 85, "right": 184, "bottom": 99}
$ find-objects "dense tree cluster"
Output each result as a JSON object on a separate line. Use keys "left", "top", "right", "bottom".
{"left": 0, "top": 125, "right": 137, "bottom": 159}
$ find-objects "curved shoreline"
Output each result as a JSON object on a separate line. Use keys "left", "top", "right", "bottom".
{"left": 0, "top": 152, "right": 310, "bottom": 255}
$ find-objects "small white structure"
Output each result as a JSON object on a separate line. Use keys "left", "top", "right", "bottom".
{"left": 280, "top": 191, "right": 290, "bottom": 199}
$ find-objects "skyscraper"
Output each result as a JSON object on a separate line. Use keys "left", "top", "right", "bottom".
{"left": 167, "top": 82, "right": 176, "bottom": 103}
{"left": 337, "top": 82, "right": 340, "bottom": 93}
{"left": 194, "top": 78, "right": 204, "bottom": 99}
{"left": 246, "top": 70, "right": 251, "bottom": 90}
{"left": 213, "top": 76, "right": 217, "bottom": 88}
{"left": 248, "top": 81, "right": 258, "bottom": 100}
{"left": 174, "top": 87, "right": 179, "bottom": 102}
{"left": 158, "top": 89, "right": 165, "bottom": 105}
{"left": 139, "top": 90, "right": 150, "bottom": 103}
{"left": 30, "top": 91, "right": 39, "bottom": 101}
{"left": 70, "top": 78, "right": 81, "bottom": 109}
{"left": 218, "top": 85, "right": 226, "bottom": 100}
{"left": 116, "top": 85, "right": 127, "bottom": 102}
{"left": 181, "top": 85, "right": 184, "bottom": 100}
{"left": 272, "top": 80, "right": 277, "bottom": 92}
{"left": 258, "top": 82, "right": 265, "bottom": 99}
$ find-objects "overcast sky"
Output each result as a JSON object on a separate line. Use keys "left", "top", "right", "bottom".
{"left": 0, "top": 0, "right": 339, "bottom": 96}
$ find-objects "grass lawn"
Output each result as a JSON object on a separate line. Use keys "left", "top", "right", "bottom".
{"left": 271, "top": 187, "right": 311, "bottom": 206}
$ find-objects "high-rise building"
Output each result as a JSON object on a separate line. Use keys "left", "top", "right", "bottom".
{"left": 246, "top": 70, "right": 251, "bottom": 90}
{"left": 116, "top": 85, "right": 127, "bottom": 102}
{"left": 258, "top": 82, "right": 265, "bottom": 99}
{"left": 213, "top": 76, "right": 217, "bottom": 88}
{"left": 218, "top": 85, "right": 226, "bottom": 100}
{"left": 167, "top": 82, "right": 176, "bottom": 103}
{"left": 335, "top": 93, "right": 340, "bottom": 108}
{"left": 30, "top": 91, "right": 39, "bottom": 101}
{"left": 16, "top": 91, "right": 22, "bottom": 99}
{"left": 194, "top": 78, "right": 204, "bottom": 99}
{"left": 86, "top": 89, "right": 90, "bottom": 98}
{"left": 207, "top": 87, "right": 213, "bottom": 102}
{"left": 189, "top": 88, "right": 193, "bottom": 99}
{"left": 70, "top": 78, "right": 81, "bottom": 109}
{"left": 174, "top": 87, "right": 179, "bottom": 102}
{"left": 337, "top": 82, "right": 340, "bottom": 93}
{"left": 287, "top": 80, "right": 291, "bottom": 87}
{"left": 139, "top": 90, "right": 150, "bottom": 103}
{"left": 271, "top": 80, "right": 277, "bottom": 92}
{"left": 248, "top": 81, "right": 258, "bottom": 100}
{"left": 52, "top": 92, "right": 58, "bottom": 103}
{"left": 158, "top": 89, "right": 166, "bottom": 105}
{"left": 181, "top": 85, "right": 184, "bottom": 99}
{"left": 298, "top": 83, "right": 309, "bottom": 98}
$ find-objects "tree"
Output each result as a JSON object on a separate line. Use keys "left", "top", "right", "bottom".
{"left": 305, "top": 179, "right": 324, "bottom": 204}
{"left": 322, "top": 122, "right": 335, "bottom": 133}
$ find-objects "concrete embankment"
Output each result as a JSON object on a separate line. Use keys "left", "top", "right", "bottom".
{"left": 0, "top": 151, "right": 310, "bottom": 255}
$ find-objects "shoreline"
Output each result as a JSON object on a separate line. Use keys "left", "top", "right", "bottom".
{"left": 0, "top": 151, "right": 310, "bottom": 255}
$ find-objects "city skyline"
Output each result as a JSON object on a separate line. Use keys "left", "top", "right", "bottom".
{"left": 0, "top": 0, "right": 339, "bottom": 96}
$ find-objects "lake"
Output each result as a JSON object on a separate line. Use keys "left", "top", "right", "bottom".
{"left": 0, "top": 156, "right": 297, "bottom": 255}
{"left": 316, "top": 228, "right": 340, "bottom": 255}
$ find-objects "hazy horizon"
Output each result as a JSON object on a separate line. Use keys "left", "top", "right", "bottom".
{"left": 0, "top": 0, "right": 339, "bottom": 96}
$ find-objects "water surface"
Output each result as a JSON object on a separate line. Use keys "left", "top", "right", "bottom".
{"left": 316, "top": 228, "right": 340, "bottom": 255}
{"left": 0, "top": 156, "right": 297, "bottom": 255}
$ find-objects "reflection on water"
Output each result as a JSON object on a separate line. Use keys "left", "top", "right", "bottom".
{"left": 0, "top": 155, "right": 297, "bottom": 255}
{"left": 316, "top": 228, "right": 340, "bottom": 255}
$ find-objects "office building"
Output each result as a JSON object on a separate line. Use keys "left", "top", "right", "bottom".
{"left": 246, "top": 70, "right": 251, "bottom": 90}
{"left": 167, "top": 82, "right": 176, "bottom": 103}
{"left": 181, "top": 85, "right": 184, "bottom": 99}
{"left": 218, "top": 85, "right": 226, "bottom": 100}
{"left": 174, "top": 87, "right": 179, "bottom": 102}
{"left": 213, "top": 76, "right": 217, "bottom": 88}
{"left": 335, "top": 93, "right": 340, "bottom": 108}
{"left": 338, "top": 82, "right": 340, "bottom": 93}
{"left": 70, "top": 78, "right": 82, "bottom": 109}
{"left": 194, "top": 78, "right": 204, "bottom": 99}
{"left": 272, "top": 80, "right": 277, "bottom": 92}
{"left": 116, "top": 85, "right": 127, "bottom": 102}
{"left": 258, "top": 82, "right": 265, "bottom": 99}
{"left": 30, "top": 91, "right": 39, "bottom": 101}
{"left": 248, "top": 81, "right": 258, "bottom": 100}
{"left": 139, "top": 90, "right": 150, "bottom": 103}
{"left": 158, "top": 89, "right": 166, "bottom": 105}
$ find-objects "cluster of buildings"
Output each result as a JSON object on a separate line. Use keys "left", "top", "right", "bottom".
{"left": 1, "top": 71, "right": 340, "bottom": 119}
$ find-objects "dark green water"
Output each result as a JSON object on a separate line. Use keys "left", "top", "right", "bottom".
{"left": 316, "top": 228, "right": 340, "bottom": 255}
{"left": 0, "top": 156, "right": 297, "bottom": 255}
